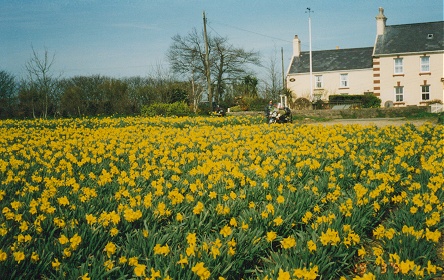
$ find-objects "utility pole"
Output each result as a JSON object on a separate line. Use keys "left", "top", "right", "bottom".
{"left": 281, "top": 47, "right": 287, "bottom": 108}
{"left": 281, "top": 47, "right": 285, "bottom": 91}
{"left": 306, "top": 7, "right": 313, "bottom": 102}
{"left": 203, "top": 11, "right": 213, "bottom": 110}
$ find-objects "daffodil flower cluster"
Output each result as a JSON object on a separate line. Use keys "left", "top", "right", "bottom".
{"left": 0, "top": 116, "right": 442, "bottom": 279}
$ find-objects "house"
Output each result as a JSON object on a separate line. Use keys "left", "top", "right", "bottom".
{"left": 286, "top": 7, "right": 444, "bottom": 107}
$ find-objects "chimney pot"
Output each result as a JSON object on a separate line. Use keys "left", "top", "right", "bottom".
{"left": 293, "top": 35, "right": 301, "bottom": 57}
{"left": 376, "top": 7, "right": 387, "bottom": 36}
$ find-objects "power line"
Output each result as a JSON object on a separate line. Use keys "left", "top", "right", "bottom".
{"left": 206, "top": 22, "right": 223, "bottom": 38}
{"left": 210, "top": 20, "right": 292, "bottom": 43}
{"left": 209, "top": 20, "right": 322, "bottom": 51}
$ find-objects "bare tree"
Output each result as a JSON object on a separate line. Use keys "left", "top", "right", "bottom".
{"left": 212, "top": 36, "right": 261, "bottom": 103}
{"left": 25, "top": 46, "right": 58, "bottom": 118}
{"left": 262, "top": 48, "right": 282, "bottom": 101}
{"left": 0, "top": 70, "right": 17, "bottom": 118}
{"left": 168, "top": 29, "right": 206, "bottom": 79}
{"left": 167, "top": 28, "right": 261, "bottom": 107}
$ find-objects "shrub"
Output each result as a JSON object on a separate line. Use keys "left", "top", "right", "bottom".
{"left": 313, "top": 99, "right": 326, "bottom": 110}
{"left": 361, "top": 94, "right": 381, "bottom": 108}
{"left": 232, "top": 96, "right": 268, "bottom": 111}
{"left": 437, "top": 112, "right": 444, "bottom": 124}
{"left": 246, "top": 97, "right": 268, "bottom": 111}
{"left": 293, "top": 97, "right": 312, "bottom": 110}
{"left": 329, "top": 94, "right": 381, "bottom": 108}
{"left": 229, "top": 105, "right": 243, "bottom": 112}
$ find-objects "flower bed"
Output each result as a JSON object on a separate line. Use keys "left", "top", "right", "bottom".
{"left": 0, "top": 116, "right": 442, "bottom": 279}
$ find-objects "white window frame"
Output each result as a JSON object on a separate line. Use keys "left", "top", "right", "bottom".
{"left": 315, "top": 75, "right": 323, "bottom": 89}
{"left": 395, "top": 86, "right": 404, "bottom": 102}
{"left": 340, "top": 73, "right": 348, "bottom": 88}
{"left": 420, "top": 56, "right": 430, "bottom": 72}
{"left": 394, "top": 58, "right": 403, "bottom": 74}
{"left": 421, "top": 85, "right": 430, "bottom": 100}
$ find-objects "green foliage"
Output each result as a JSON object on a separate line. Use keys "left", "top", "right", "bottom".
{"left": 244, "top": 97, "right": 269, "bottom": 111}
{"left": 361, "top": 94, "right": 381, "bottom": 108}
{"left": 235, "top": 75, "right": 258, "bottom": 98}
{"left": 0, "top": 117, "right": 443, "bottom": 279}
{"left": 229, "top": 105, "right": 243, "bottom": 112}
{"left": 232, "top": 96, "right": 268, "bottom": 111}
{"left": 329, "top": 94, "right": 381, "bottom": 108}
{"left": 293, "top": 97, "right": 312, "bottom": 110}
{"left": 313, "top": 99, "right": 326, "bottom": 110}
{"left": 437, "top": 112, "right": 444, "bottom": 124}
{"left": 0, "top": 70, "right": 18, "bottom": 119}
{"left": 141, "top": 102, "right": 191, "bottom": 117}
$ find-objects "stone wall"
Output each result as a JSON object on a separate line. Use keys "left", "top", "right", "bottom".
{"left": 293, "top": 106, "right": 431, "bottom": 119}
{"left": 228, "top": 106, "right": 431, "bottom": 119}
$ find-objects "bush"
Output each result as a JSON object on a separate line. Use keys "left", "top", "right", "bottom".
{"left": 437, "top": 113, "right": 444, "bottom": 124}
{"left": 361, "top": 94, "right": 381, "bottom": 108}
{"left": 247, "top": 97, "right": 268, "bottom": 111}
{"left": 329, "top": 94, "right": 381, "bottom": 108}
{"left": 293, "top": 97, "right": 312, "bottom": 110}
{"left": 140, "top": 102, "right": 191, "bottom": 117}
{"left": 229, "top": 105, "right": 243, "bottom": 112}
{"left": 313, "top": 99, "right": 326, "bottom": 110}
{"left": 232, "top": 96, "right": 268, "bottom": 111}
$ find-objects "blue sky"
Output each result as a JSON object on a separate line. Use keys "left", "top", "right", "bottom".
{"left": 1, "top": 0, "right": 443, "bottom": 80}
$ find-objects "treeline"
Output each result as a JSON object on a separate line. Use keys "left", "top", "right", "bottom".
{"left": 0, "top": 70, "right": 278, "bottom": 119}
{"left": 1, "top": 26, "right": 289, "bottom": 120}
{"left": 0, "top": 70, "right": 195, "bottom": 119}
{"left": 1, "top": 30, "right": 288, "bottom": 120}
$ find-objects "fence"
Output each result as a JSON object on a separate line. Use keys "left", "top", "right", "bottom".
{"left": 430, "top": 103, "right": 443, "bottom": 113}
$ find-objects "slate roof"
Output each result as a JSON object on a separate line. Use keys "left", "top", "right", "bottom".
{"left": 288, "top": 47, "right": 373, "bottom": 74}
{"left": 374, "top": 21, "right": 444, "bottom": 55}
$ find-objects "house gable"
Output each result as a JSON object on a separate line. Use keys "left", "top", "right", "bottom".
{"left": 286, "top": 7, "right": 443, "bottom": 106}
{"left": 374, "top": 21, "right": 444, "bottom": 55}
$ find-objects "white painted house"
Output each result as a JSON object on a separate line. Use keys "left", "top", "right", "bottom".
{"left": 286, "top": 7, "right": 444, "bottom": 107}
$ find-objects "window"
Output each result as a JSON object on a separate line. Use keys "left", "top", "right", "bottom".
{"left": 315, "top": 75, "right": 323, "bottom": 88}
{"left": 340, "top": 74, "right": 348, "bottom": 87}
{"left": 421, "top": 85, "right": 430, "bottom": 100}
{"left": 395, "top": 86, "right": 404, "bottom": 102}
{"left": 420, "top": 56, "right": 430, "bottom": 72}
{"left": 394, "top": 58, "right": 403, "bottom": 74}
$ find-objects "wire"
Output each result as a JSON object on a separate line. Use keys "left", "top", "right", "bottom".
{"left": 206, "top": 22, "right": 224, "bottom": 38}
{"left": 208, "top": 20, "right": 322, "bottom": 51}
{"left": 210, "top": 20, "right": 292, "bottom": 43}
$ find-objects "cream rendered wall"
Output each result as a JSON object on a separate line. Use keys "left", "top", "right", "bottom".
{"left": 286, "top": 74, "right": 311, "bottom": 99}
{"left": 287, "top": 69, "right": 373, "bottom": 100}
{"left": 378, "top": 52, "right": 444, "bottom": 106}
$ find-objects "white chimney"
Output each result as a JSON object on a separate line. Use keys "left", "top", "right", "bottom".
{"left": 375, "top": 7, "right": 387, "bottom": 35}
{"left": 293, "top": 35, "right": 301, "bottom": 57}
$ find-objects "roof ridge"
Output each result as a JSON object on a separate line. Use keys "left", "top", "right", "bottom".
{"left": 387, "top": 21, "right": 444, "bottom": 27}
{"left": 300, "top": 46, "right": 373, "bottom": 53}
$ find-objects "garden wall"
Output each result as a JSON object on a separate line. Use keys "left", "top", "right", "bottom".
{"left": 229, "top": 106, "right": 431, "bottom": 119}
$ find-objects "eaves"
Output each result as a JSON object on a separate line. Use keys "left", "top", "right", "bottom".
{"left": 373, "top": 50, "right": 444, "bottom": 57}
{"left": 287, "top": 68, "right": 373, "bottom": 76}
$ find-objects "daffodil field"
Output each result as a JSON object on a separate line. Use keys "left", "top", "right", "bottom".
{"left": 0, "top": 116, "right": 443, "bottom": 280}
